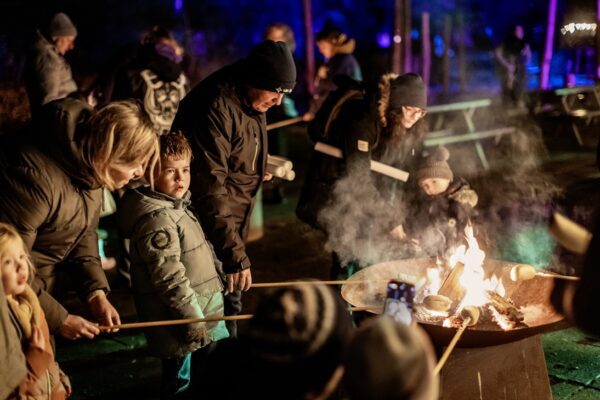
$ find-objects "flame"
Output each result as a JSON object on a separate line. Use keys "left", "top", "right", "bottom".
{"left": 422, "top": 225, "right": 512, "bottom": 329}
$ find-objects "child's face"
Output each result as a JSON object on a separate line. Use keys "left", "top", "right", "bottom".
{"left": 155, "top": 156, "right": 191, "bottom": 199}
{"left": 1, "top": 240, "right": 29, "bottom": 296}
{"left": 420, "top": 177, "right": 450, "bottom": 196}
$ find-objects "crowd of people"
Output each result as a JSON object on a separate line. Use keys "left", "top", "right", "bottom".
{"left": 0, "top": 10, "right": 597, "bottom": 400}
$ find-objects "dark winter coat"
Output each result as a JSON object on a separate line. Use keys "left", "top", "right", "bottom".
{"left": 406, "top": 178, "right": 478, "bottom": 254}
{"left": 111, "top": 44, "right": 188, "bottom": 134}
{"left": 118, "top": 187, "right": 228, "bottom": 358}
{"left": 297, "top": 77, "right": 425, "bottom": 232}
{"left": 171, "top": 62, "right": 267, "bottom": 274}
{"left": 0, "top": 98, "right": 106, "bottom": 331}
{"left": 24, "top": 31, "right": 78, "bottom": 110}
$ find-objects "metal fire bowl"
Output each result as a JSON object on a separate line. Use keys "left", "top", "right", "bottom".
{"left": 341, "top": 258, "right": 567, "bottom": 347}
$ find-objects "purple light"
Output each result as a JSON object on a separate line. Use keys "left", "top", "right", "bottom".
{"left": 377, "top": 32, "right": 391, "bottom": 48}
{"left": 174, "top": 0, "right": 183, "bottom": 13}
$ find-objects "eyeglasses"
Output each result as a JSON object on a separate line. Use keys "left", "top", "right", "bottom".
{"left": 402, "top": 106, "right": 427, "bottom": 119}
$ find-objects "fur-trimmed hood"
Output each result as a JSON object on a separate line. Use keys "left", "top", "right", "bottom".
{"left": 377, "top": 73, "right": 399, "bottom": 127}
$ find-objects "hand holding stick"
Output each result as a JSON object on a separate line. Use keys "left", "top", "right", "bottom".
{"left": 433, "top": 306, "right": 480, "bottom": 375}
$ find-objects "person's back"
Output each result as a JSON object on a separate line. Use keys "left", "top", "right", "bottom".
{"left": 24, "top": 13, "right": 78, "bottom": 112}
{"left": 117, "top": 132, "right": 228, "bottom": 397}
{"left": 112, "top": 26, "right": 188, "bottom": 134}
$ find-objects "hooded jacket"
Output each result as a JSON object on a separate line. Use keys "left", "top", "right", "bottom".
{"left": 25, "top": 30, "right": 78, "bottom": 110}
{"left": 297, "top": 75, "right": 425, "bottom": 231}
{"left": 0, "top": 98, "right": 106, "bottom": 331}
{"left": 111, "top": 44, "right": 188, "bottom": 134}
{"left": 118, "top": 187, "right": 228, "bottom": 358}
{"left": 171, "top": 62, "right": 267, "bottom": 274}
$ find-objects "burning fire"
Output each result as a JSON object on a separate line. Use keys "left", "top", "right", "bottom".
{"left": 420, "top": 225, "right": 520, "bottom": 330}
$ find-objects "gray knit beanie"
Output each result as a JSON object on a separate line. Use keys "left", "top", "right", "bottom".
{"left": 343, "top": 316, "right": 439, "bottom": 400}
{"left": 48, "top": 12, "right": 77, "bottom": 37}
{"left": 417, "top": 146, "right": 453, "bottom": 182}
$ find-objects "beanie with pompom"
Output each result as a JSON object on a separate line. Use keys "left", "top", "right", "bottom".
{"left": 416, "top": 146, "right": 453, "bottom": 182}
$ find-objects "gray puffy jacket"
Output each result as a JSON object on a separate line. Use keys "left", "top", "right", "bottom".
{"left": 118, "top": 187, "right": 228, "bottom": 358}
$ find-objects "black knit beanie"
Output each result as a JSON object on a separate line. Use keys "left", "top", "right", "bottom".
{"left": 417, "top": 146, "right": 454, "bottom": 182}
{"left": 48, "top": 12, "right": 77, "bottom": 37}
{"left": 389, "top": 73, "right": 427, "bottom": 110}
{"left": 244, "top": 40, "right": 296, "bottom": 93}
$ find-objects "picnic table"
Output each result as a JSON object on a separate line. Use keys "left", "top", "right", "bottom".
{"left": 424, "top": 99, "right": 515, "bottom": 170}
{"left": 553, "top": 85, "right": 600, "bottom": 146}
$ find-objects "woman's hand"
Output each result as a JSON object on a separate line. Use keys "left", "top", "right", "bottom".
{"left": 390, "top": 224, "right": 407, "bottom": 240}
{"left": 59, "top": 314, "right": 100, "bottom": 340}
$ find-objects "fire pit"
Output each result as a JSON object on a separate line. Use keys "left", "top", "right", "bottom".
{"left": 341, "top": 257, "right": 565, "bottom": 347}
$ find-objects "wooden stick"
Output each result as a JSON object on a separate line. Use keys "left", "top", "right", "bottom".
{"left": 537, "top": 272, "right": 580, "bottom": 281}
{"left": 433, "top": 317, "right": 471, "bottom": 376}
{"left": 266, "top": 116, "right": 304, "bottom": 131}
{"left": 99, "top": 306, "right": 378, "bottom": 332}
{"left": 314, "top": 142, "right": 409, "bottom": 182}
{"left": 250, "top": 279, "right": 386, "bottom": 288}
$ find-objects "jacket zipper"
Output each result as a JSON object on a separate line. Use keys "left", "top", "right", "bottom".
{"left": 251, "top": 132, "right": 259, "bottom": 172}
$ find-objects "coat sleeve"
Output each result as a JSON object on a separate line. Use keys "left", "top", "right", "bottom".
{"left": 181, "top": 97, "right": 251, "bottom": 274}
{"left": 64, "top": 191, "right": 110, "bottom": 302}
{"left": 0, "top": 165, "right": 69, "bottom": 331}
{"left": 133, "top": 212, "right": 205, "bottom": 328}
{"left": 35, "top": 50, "right": 65, "bottom": 105}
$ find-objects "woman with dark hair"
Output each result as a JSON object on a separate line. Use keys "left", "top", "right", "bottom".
{"left": 0, "top": 98, "right": 159, "bottom": 340}
{"left": 297, "top": 73, "right": 428, "bottom": 278}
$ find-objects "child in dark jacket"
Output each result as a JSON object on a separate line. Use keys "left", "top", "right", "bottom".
{"left": 403, "top": 146, "right": 478, "bottom": 257}
{"left": 118, "top": 132, "right": 228, "bottom": 399}
{"left": 0, "top": 223, "right": 71, "bottom": 400}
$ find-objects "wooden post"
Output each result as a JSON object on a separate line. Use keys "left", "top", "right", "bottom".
{"left": 422, "top": 12, "right": 431, "bottom": 86}
{"left": 403, "top": 0, "right": 412, "bottom": 73}
{"left": 596, "top": 0, "right": 600, "bottom": 79}
{"left": 443, "top": 15, "right": 452, "bottom": 95}
{"left": 303, "top": 0, "right": 315, "bottom": 95}
{"left": 541, "top": 0, "right": 557, "bottom": 89}
{"left": 392, "top": 0, "right": 403, "bottom": 74}
{"left": 457, "top": 12, "right": 467, "bottom": 92}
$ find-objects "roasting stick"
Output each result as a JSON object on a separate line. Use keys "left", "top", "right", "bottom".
{"left": 250, "top": 279, "right": 392, "bottom": 288}
{"left": 99, "top": 305, "right": 377, "bottom": 332}
{"left": 314, "top": 142, "right": 410, "bottom": 182}
{"left": 510, "top": 264, "right": 580, "bottom": 282}
{"left": 433, "top": 306, "right": 480, "bottom": 376}
{"left": 266, "top": 116, "right": 304, "bottom": 131}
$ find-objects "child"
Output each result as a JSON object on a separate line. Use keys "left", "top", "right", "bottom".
{"left": 0, "top": 222, "right": 71, "bottom": 399}
{"left": 405, "top": 146, "right": 478, "bottom": 256}
{"left": 117, "top": 132, "right": 228, "bottom": 398}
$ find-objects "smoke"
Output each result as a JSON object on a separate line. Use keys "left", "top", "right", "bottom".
{"left": 317, "top": 112, "right": 564, "bottom": 272}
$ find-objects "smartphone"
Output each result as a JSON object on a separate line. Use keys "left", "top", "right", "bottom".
{"left": 383, "top": 280, "right": 415, "bottom": 325}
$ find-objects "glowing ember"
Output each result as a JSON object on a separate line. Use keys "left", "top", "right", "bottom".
{"left": 487, "top": 305, "right": 517, "bottom": 331}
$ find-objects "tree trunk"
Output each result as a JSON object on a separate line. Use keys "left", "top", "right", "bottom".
{"left": 403, "top": 0, "right": 412, "bottom": 73}
{"left": 596, "top": 0, "right": 600, "bottom": 79}
{"left": 303, "top": 0, "right": 315, "bottom": 95}
{"left": 541, "top": 0, "right": 557, "bottom": 89}
{"left": 392, "top": 0, "right": 403, "bottom": 74}
{"left": 443, "top": 15, "right": 452, "bottom": 95}
{"left": 422, "top": 12, "right": 431, "bottom": 86}
{"left": 458, "top": 12, "right": 467, "bottom": 92}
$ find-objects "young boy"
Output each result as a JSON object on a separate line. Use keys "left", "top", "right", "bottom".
{"left": 117, "top": 132, "right": 228, "bottom": 398}
{"left": 404, "top": 146, "right": 478, "bottom": 256}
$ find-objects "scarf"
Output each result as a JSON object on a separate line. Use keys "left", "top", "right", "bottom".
{"left": 6, "top": 284, "right": 43, "bottom": 339}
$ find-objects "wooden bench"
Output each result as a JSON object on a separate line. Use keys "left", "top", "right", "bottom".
{"left": 425, "top": 99, "right": 513, "bottom": 170}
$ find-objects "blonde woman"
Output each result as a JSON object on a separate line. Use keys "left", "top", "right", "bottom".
{"left": 0, "top": 97, "right": 159, "bottom": 340}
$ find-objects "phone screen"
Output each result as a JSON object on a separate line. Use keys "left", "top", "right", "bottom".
{"left": 383, "top": 280, "right": 415, "bottom": 325}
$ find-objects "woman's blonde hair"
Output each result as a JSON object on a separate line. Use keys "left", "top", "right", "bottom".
{"left": 80, "top": 100, "right": 160, "bottom": 190}
{"left": 0, "top": 223, "right": 35, "bottom": 282}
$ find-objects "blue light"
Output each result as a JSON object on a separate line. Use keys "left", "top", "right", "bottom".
{"left": 174, "top": 0, "right": 183, "bottom": 13}
{"left": 377, "top": 32, "right": 391, "bottom": 48}
{"left": 411, "top": 29, "right": 419, "bottom": 40}
{"left": 484, "top": 26, "right": 493, "bottom": 37}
